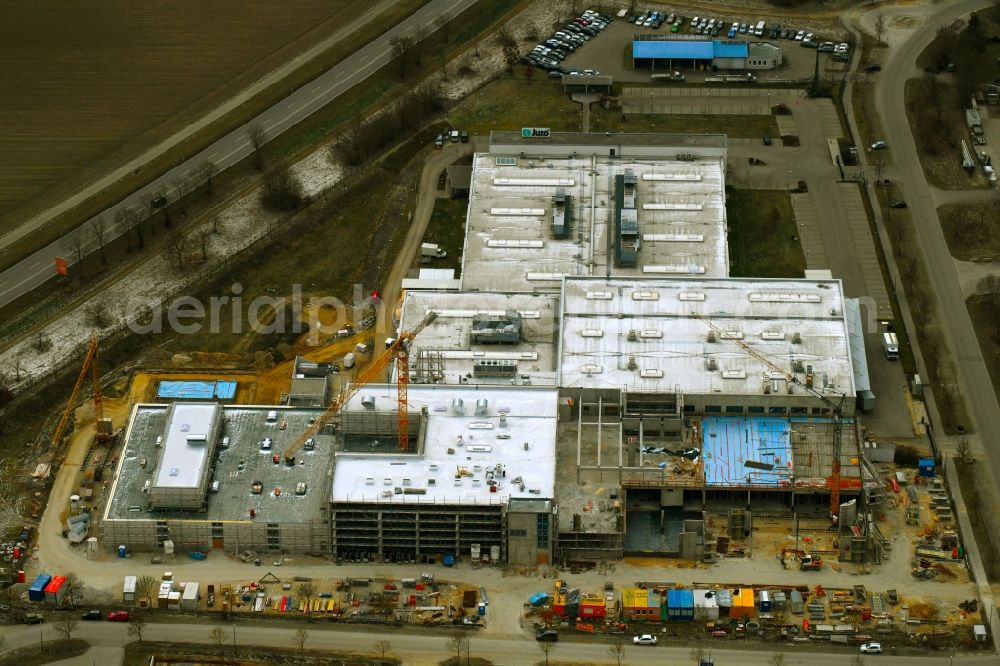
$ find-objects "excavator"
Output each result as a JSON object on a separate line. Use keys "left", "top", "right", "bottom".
{"left": 282, "top": 311, "right": 437, "bottom": 464}
{"left": 779, "top": 547, "right": 823, "bottom": 571}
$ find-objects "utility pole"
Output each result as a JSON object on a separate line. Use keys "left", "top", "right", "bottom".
{"left": 810, "top": 47, "right": 820, "bottom": 96}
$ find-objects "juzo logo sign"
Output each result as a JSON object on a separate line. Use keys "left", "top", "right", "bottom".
{"left": 521, "top": 127, "right": 550, "bottom": 138}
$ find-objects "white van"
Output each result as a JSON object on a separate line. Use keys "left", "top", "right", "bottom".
{"left": 882, "top": 332, "right": 899, "bottom": 360}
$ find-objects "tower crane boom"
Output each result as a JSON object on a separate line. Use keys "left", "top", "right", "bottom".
{"left": 282, "top": 311, "right": 436, "bottom": 464}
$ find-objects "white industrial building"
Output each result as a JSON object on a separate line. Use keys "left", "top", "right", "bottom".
{"left": 102, "top": 132, "right": 877, "bottom": 566}
{"left": 329, "top": 384, "right": 559, "bottom": 566}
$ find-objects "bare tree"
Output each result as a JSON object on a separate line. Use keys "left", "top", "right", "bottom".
{"left": 875, "top": 13, "right": 885, "bottom": 45}
{"left": 54, "top": 617, "right": 78, "bottom": 641}
{"left": 436, "top": 12, "right": 451, "bottom": 42}
{"left": 166, "top": 232, "right": 187, "bottom": 269}
{"left": 211, "top": 214, "right": 222, "bottom": 234}
{"left": 32, "top": 333, "right": 52, "bottom": 353}
{"left": 261, "top": 161, "right": 304, "bottom": 211}
{"left": 977, "top": 274, "right": 1000, "bottom": 307}
{"left": 135, "top": 575, "right": 157, "bottom": 607}
{"left": 199, "top": 230, "right": 210, "bottom": 261}
{"left": 68, "top": 228, "right": 86, "bottom": 265}
{"left": 538, "top": 639, "right": 556, "bottom": 666}
{"left": 496, "top": 27, "right": 519, "bottom": 70}
{"left": 12, "top": 355, "right": 24, "bottom": 382}
{"left": 607, "top": 634, "right": 627, "bottom": 665}
{"left": 297, "top": 582, "right": 315, "bottom": 608}
{"left": 247, "top": 123, "right": 266, "bottom": 170}
{"left": 375, "top": 638, "right": 392, "bottom": 661}
{"left": 446, "top": 633, "right": 470, "bottom": 664}
{"left": 200, "top": 160, "right": 219, "bottom": 196}
{"left": 957, "top": 437, "right": 971, "bottom": 463}
{"left": 124, "top": 208, "right": 145, "bottom": 249}
{"left": 690, "top": 646, "right": 706, "bottom": 664}
{"left": 64, "top": 573, "right": 84, "bottom": 605}
{"left": 413, "top": 25, "right": 427, "bottom": 66}
{"left": 127, "top": 615, "right": 147, "bottom": 643}
{"left": 85, "top": 300, "right": 112, "bottom": 329}
{"left": 852, "top": 656, "right": 865, "bottom": 666}
{"left": 292, "top": 627, "right": 308, "bottom": 655}
{"left": 769, "top": 653, "right": 786, "bottom": 666}
{"left": 210, "top": 626, "right": 228, "bottom": 646}
{"left": 91, "top": 216, "right": 108, "bottom": 265}
{"left": 390, "top": 35, "right": 415, "bottom": 78}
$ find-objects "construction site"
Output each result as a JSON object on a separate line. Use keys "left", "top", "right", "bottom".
{"left": 1, "top": 132, "right": 990, "bottom": 653}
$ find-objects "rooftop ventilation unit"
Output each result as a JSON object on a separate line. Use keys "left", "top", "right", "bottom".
{"left": 581, "top": 328, "right": 604, "bottom": 338}
{"left": 706, "top": 359, "right": 718, "bottom": 371}
{"left": 640, "top": 330, "right": 662, "bottom": 339}
{"left": 361, "top": 396, "right": 376, "bottom": 410}
{"left": 475, "top": 398, "right": 489, "bottom": 416}
{"left": 452, "top": 398, "right": 465, "bottom": 415}
{"left": 627, "top": 355, "right": 637, "bottom": 370}
{"left": 586, "top": 290, "right": 613, "bottom": 300}
{"left": 640, "top": 368, "right": 663, "bottom": 378}
{"left": 627, "top": 329, "right": 638, "bottom": 341}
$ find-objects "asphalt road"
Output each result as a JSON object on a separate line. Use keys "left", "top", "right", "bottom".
{"left": 873, "top": 2, "right": 1000, "bottom": 460}
{"left": 2, "top": 621, "right": 995, "bottom": 666}
{"left": 0, "top": 0, "right": 478, "bottom": 310}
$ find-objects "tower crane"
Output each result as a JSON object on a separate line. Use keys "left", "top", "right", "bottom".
{"left": 51, "top": 331, "right": 105, "bottom": 455}
{"left": 283, "top": 311, "right": 437, "bottom": 464}
{"left": 691, "top": 313, "right": 847, "bottom": 522}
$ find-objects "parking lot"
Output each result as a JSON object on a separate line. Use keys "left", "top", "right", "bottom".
{"left": 528, "top": 7, "right": 851, "bottom": 86}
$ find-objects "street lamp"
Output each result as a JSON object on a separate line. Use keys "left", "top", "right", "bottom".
{"left": 232, "top": 623, "right": 236, "bottom": 653}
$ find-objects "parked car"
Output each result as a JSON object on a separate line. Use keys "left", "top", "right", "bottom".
{"left": 804, "top": 32, "right": 815, "bottom": 41}
{"left": 795, "top": 30, "right": 806, "bottom": 40}
{"left": 23, "top": 613, "right": 44, "bottom": 625}
{"left": 107, "top": 610, "right": 130, "bottom": 622}
{"left": 865, "top": 63, "right": 882, "bottom": 72}
{"left": 890, "top": 201, "right": 907, "bottom": 209}
{"left": 82, "top": 609, "right": 103, "bottom": 621}
{"left": 802, "top": 39, "right": 818, "bottom": 48}
{"left": 634, "top": 634, "right": 658, "bottom": 645}
{"left": 860, "top": 643, "right": 883, "bottom": 654}
{"left": 782, "top": 29, "right": 793, "bottom": 39}
{"left": 739, "top": 23, "right": 749, "bottom": 33}
{"left": 871, "top": 140, "right": 888, "bottom": 150}
{"left": 536, "top": 629, "right": 559, "bottom": 642}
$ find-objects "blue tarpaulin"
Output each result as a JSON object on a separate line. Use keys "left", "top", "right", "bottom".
{"left": 157, "top": 380, "right": 237, "bottom": 400}
{"left": 529, "top": 592, "right": 551, "bottom": 606}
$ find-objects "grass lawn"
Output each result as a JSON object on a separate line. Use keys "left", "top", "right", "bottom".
{"left": 123, "top": 641, "right": 399, "bottom": 666}
{"left": 938, "top": 203, "right": 1000, "bottom": 261}
{"left": 589, "top": 109, "right": 772, "bottom": 138}
{"left": 725, "top": 189, "right": 805, "bottom": 278}
{"left": 967, "top": 293, "right": 1000, "bottom": 399}
{"left": 0, "top": 639, "right": 89, "bottom": 666}
{"left": 422, "top": 198, "right": 469, "bottom": 277}
{"left": 447, "top": 70, "right": 583, "bottom": 134}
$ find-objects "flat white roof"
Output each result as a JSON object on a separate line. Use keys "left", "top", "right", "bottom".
{"left": 460, "top": 153, "right": 729, "bottom": 293}
{"left": 398, "top": 290, "right": 560, "bottom": 386}
{"left": 331, "top": 385, "right": 557, "bottom": 504}
{"left": 153, "top": 403, "right": 218, "bottom": 489}
{"left": 559, "top": 277, "right": 855, "bottom": 397}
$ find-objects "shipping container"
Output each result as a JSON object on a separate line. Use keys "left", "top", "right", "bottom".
{"left": 790, "top": 590, "right": 804, "bottom": 614}
{"left": 181, "top": 582, "right": 200, "bottom": 610}
{"left": 44, "top": 575, "right": 67, "bottom": 604}
{"left": 667, "top": 588, "right": 694, "bottom": 621}
{"left": 622, "top": 587, "right": 660, "bottom": 620}
{"left": 693, "top": 589, "right": 720, "bottom": 621}
{"left": 759, "top": 589, "right": 772, "bottom": 613}
{"left": 773, "top": 590, "right": 787, "bottom": 610}
{"left": 28, "top": 574, "right": 52, "bottom": 602}
{"left": 123, "top": 575, "right": 137, "bottom": 603}
{"left": 715, "top": 588, "right": 733, "bottom": 617}
{"left": 731, "top": 588, "right": 757, "bottom": 619}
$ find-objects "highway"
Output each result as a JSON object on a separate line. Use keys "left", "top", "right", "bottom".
{"left": 0, "top": 0, "right": 478, "bottom": 310}
{"left": 0, "top": 620, "right": 992, "bottom": 666}
{"left": 873, "top": 2, "right": 1000, "bottom": 482}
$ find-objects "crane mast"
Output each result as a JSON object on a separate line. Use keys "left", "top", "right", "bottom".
{"left": 51, "top": 331, "right": 104, "bottom": 455}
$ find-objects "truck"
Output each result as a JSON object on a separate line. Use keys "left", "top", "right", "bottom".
{"left": 962, "top": 139, "right": 976, "bottom": 172}
{"left": 882, "top": 332, "right": 899, "bottom": 360}
{"left": 343, "top": 352, "right": 356, "bottom": 369}
{"left": 754, "top": 20, "right": 766, "bottom": 37}
{"left": 421, "top": 242, "right": 447, "bottom": 258}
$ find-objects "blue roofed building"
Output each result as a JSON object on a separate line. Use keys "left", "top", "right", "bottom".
{"left": 632, "top": 36, "right": 780, "bottom": 71}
